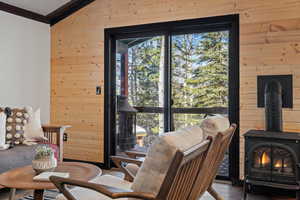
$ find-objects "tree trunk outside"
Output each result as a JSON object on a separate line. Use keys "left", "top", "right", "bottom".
{"left": 159, "top": 37, "right": 165, "bottom": 134}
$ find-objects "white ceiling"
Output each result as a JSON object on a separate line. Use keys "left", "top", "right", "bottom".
{"left": 1, "top": 0, "right": 72, "bottom": 15}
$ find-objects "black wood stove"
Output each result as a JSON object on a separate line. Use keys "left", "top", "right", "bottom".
{"left": 244, "top": 130, "right": 300, "bottom": 198}
{"left": 244, "top": 76, "right": 299, "bottom": 199}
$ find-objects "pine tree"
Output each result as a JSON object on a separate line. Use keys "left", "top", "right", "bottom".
{"left": 171, "top": 31, "right": 229, "bottom": 129}
{"left": 122, "top": 31, "right": 229, "bottom": 134}
{"left": 192, "top": 31, "right": 229, "bottom": 108}
{"left": 127, "top": 37, "right": 163, "bottom": 135}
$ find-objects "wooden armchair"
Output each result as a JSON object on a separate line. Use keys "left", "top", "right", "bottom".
{"left": 42, "top": 125, "right": 70, "bottom": 162}
{"left": 51, "top": 126, "right": 213, "bottom": 200}
{"left": 192, "top": 124, "right": 237, "bottom": 200}
{"left": 111, "top": 124, "right": 237, "bottom": 200}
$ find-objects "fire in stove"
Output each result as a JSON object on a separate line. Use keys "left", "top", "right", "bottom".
{"left": 261, "top": 152, "right": 270, "bottom": 167}
{"left": 253, "top": 150, "right": 271, "bottom": 169}
{"left": 253, "top": 147, "right": 294, "bottom": 174}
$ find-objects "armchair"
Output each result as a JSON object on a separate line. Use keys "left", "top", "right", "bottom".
{"left": 112, "top": 121, "right": 236, "bottom": 200}
{"left": 42, "top": 124, "right": 71, "bottom": 162}
{"left": 51, "top": 125, "right": 213, "bottom": 200}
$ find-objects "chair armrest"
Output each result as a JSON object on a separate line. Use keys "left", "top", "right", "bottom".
{"left": 125, "top": 150, "right": 147, "bottom": 158}
{"left": 42, "top": 125, "right": 71, "bottom": 162}
{"left": 111, "top": 156, "right": 143, "bottom": 182}
{"left": 50, "top": 176, "right": 155, "bottom": 200}
{"left": 111, "top": 156, "right": 143, "bottom": 167}
{"left": 42, "top": 124, "right": 71, "bottom": 130}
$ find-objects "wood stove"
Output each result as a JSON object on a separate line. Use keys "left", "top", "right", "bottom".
{"left": 244, "top": 130, "right": 300, "bottom": 199}
{"left": 117, "top": 95, "right": 137, "bottom": 151}
{"left": 244, "top": 76, "right": 299, "bottom": 199}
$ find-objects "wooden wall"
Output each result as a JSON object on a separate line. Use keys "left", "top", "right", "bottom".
{"left": 51, "top": 0, "right": 300, "bottom": 178}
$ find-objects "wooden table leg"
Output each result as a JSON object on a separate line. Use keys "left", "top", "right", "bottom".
{"left": 296, "top": 190, "right": 300, "bottom": 200}
{"left": 33, "top": 189, "right": 44, "bottom": 200}
{"left": 8, "top": 188, "right": 16, "bottom": 200}
{"left": 243, "top": 181, "right": 248, "bottom": 200}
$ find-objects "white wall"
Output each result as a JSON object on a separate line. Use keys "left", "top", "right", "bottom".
{"left": 0, "top": 11, "right": 50, "bottom": 122}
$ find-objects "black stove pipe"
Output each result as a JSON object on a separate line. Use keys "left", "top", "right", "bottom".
{"left": 265, "top": 80, "right": 283, "bottom": 132}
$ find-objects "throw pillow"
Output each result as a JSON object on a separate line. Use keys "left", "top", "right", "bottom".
{"left": 24, "top": 108, "right": 47, "bottom": 143}
{"left": 0, "top": 112, "right": 6, "bottom": 147}
{"left": 3, "top": 107, "right": 29, "bottom": 145}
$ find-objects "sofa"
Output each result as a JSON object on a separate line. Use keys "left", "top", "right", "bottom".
{"left": 0, "top": 124, "right": 69, "bottom": 174}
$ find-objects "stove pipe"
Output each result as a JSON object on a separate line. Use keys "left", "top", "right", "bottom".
{"left": 265, "top": 80, "right": 283, "bottom": 132}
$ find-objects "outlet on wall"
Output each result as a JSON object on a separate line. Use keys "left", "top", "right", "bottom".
{"left": 63, "top": 133, "right": 68, "bottom": 142}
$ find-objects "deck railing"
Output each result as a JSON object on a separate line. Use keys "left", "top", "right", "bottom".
{"left": 133, "top": 106, "right": 227, "bottom": 115}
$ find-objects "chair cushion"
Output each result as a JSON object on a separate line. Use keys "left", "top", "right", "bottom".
{"left": 200, "top": 115, "right": 230, "bottom": 137}
{"left": 0, "top": 144, "right": 36, "bottom": 174}
{"left": 0, "top": 144, "right": 59, "bottom": 174}
{"left": 131, "top": 126, "right": 205, "bottom": 196}
{"left": 125, "top": 127, "right": 206, "bottom": 177}
{"left": 0, "top": 112, "right": 6, "bottom": 147}
{"left": 56, "top": 175, "right": 132, "bottom": 200}
{"left": 125, "top": 163, "right": 140, "bottom": 176}
{"left": 24, "top": 108, "right": 47, "bottom": 142}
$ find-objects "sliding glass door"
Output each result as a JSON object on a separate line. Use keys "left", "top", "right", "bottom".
{"left": 105, "top": 15, "right": 239, "bottom": 182}
{"left": 115, "top": 36, "right": 165, "bottom": 152}
{"left": 171, "top": 31, "right": 229, "bottom": 176}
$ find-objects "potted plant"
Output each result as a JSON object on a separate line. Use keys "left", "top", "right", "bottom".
{"left": 32, "top": 145, "right": 57, "bottom": 174}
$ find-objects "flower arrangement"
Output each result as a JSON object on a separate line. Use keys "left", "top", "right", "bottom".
{"left": 34, "top": 145, "right": 54, "bottom": 160}
{"left": 32, "top": 145, "right": 57, "bottom": 174}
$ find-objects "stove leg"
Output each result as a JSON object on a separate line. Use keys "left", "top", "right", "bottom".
{"left": 34, "top": 189, "right": 44, "bottom": 200}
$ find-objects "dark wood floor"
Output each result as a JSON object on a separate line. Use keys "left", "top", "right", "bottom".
{"left": 0, "top": 171, "right": 293, "bottom": 200}
{"left": 202, "top": 182, "right": 293, "bottom": 200}
{"left": 202, "top": 182, "right": 267, "bottom": 200}
{"left": 0, "top": 182, "right": 281, "bottom": 200}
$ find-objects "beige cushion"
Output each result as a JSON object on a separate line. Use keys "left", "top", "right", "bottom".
{"left": 200, "top": 115, "right": 230, "bottom": 137}
{"left": 125, "top": 127, "right": 206, "bottom": 177}
{"left": 131, "top": 126, "right": 205, "bottom": 196}
{"left": 0, "top": 112, "right": 6, "bottom": 147}
{"left": 56, "top": 175, "right": 132, "bottom": 200}
{"left": 125, "top": 163, "right": 140, "bottom": 176}
{"left": 23, "top": 108, "right": 47, "bottom": 144}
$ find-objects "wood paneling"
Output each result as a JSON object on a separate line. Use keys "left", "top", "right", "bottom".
{"left": 51, "top": 0, "right": 300, "bottom": 177}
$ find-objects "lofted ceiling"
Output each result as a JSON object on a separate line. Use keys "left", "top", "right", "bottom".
{"left": 0, "top": 0, "right": 71, "bottom": 15}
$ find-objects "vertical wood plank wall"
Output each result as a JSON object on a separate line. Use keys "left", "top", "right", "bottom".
{"left": 51, "top": 0, "right": 300, "bottom": 178}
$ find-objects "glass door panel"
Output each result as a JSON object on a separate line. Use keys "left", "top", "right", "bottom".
{"left": 171, "top": 31, "right": 229, "bottom": 177}
{"left": 115, "top": 36, "right": 165, "bottom": 154}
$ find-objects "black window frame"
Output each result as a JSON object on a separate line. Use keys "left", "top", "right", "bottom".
{"left": 104, "top": 14, "right": 240, "bottom": 183}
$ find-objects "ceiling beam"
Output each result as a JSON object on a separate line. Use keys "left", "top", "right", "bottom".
{"left": 47, "top": 0, "right": 95, "bottom": 26}
{"left": 0, "top": 0, "right": 95, "bottom": 26}
{"left": 0, "top": 2, "right": 49, "bottom": 24}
